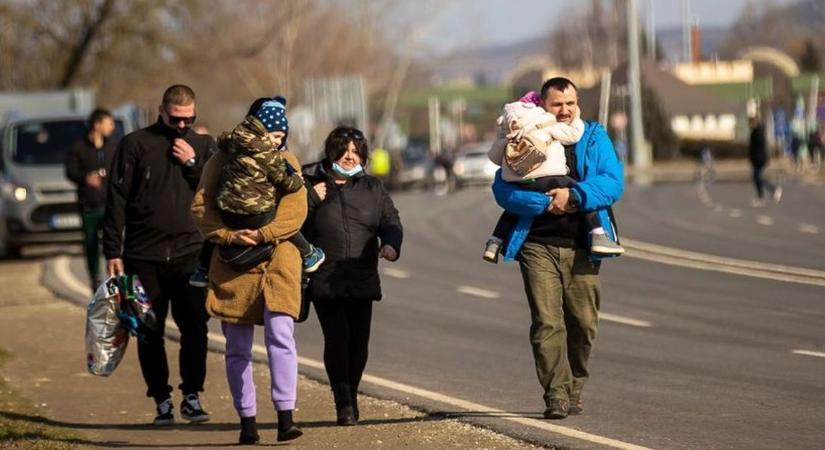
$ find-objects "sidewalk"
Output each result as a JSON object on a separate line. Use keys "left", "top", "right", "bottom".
{"left": 0, "top": 258, "right": 539, "bottom": 449}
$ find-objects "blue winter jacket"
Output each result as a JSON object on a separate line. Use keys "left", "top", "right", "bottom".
{"left": 492, "top": 121, "right": 624, "bottom": 262}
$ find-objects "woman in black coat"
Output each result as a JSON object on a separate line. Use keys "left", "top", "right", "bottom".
{"left": 301, "top": 126, "right": 403, "bottom": 426}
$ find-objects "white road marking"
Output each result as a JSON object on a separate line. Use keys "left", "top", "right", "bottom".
{"left": 382, "top": 267, "right": 411, "bottom": 279}
{"left": 456, "top": 285, "right": 501, "bottom": 299}
{"left": 622, "top": 238, "right": 825, "bottom": 287}
{"left": 600, "top": 313, "right": 653, "bottom": 328}
{"left": 793, "top": 349, "right": 825, "bottom": 359}
{"left": 799, "top": 224, "right": 820, "bottom": 234}
{"left": 54, "top": 256, "right": 652, "bottom": 450}
{"left": 756, "top": 215, "right": 774, "bottom": 226}
{"left": 713, "top": 205, "right": 724, "bottom": 213}
{"left": 729, "top": 209, "right": 742, "bottom": 218}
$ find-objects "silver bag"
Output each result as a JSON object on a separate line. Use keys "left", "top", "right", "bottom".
{"left": 85, "top": 278, "right": 129, "bottom": 376}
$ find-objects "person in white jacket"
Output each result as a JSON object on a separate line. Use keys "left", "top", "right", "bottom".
{"left": 483, "top": 92, "right": 624, "bottom": 263}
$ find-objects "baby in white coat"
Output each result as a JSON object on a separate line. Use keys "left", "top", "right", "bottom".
{"left": 483, "top": 93, "right": 624, "bottom": 263}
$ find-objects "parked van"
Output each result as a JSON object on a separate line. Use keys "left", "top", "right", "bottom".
{"left": 0, "top": 108, "right": 140, "bottom": 257}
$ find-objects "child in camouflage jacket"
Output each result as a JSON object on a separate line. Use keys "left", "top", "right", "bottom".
{"left": 190, "top": 97, "right": 324, "bottom": 287}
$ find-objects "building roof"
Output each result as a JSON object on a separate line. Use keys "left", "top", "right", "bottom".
{"left": 580, "top": 60, "right": 743, "bottom": 118}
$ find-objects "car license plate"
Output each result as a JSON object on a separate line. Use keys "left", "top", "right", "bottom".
{"left": 49, "top": 214, "right": 81, "bottom": 229}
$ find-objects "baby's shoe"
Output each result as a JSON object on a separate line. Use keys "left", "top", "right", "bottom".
{"left": 483, "top": 237, "right": 503, "bottom": 264}
{"left": 303, "top": 246, "right": 326, "bottom": 273}
{"left": 590, "top": 234, "right": 625, "bottom": 256}
{"left": 189, "top": 266, "right": 209, "bottom": 288}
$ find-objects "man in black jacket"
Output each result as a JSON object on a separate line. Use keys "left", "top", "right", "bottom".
{"left": 748, "top": 116, "right": 782, "bottom": 206}
{"left": 102, "top": 85, "right": 216, "bottom": 426}
{"left": 65, "top": 108, "right": 117, "bottom": 291}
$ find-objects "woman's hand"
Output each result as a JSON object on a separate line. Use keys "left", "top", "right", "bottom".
{"left": 229, "top": 229, "right": 259, "bottom": 246}
{"left": 313, "top": 182, "right": 327, "bottom": 201}
{"left": 379, "top": 245, "right": 398, "bottom": 261}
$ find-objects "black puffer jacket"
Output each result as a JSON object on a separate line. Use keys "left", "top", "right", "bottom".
{"left": 301, "top": 161, "right": 403, "bottom": 303}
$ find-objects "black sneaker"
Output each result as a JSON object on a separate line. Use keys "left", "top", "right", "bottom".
{"left": 180, "top": 393, "right": 210, "bottom": 423}
{"left": 153, "top": 398, "right": 175, "bottom": 426}
{"left": 543, "top": 398, "right": 569, "bottom": 420}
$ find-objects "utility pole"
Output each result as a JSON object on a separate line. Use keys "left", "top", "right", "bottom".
{"left": 627, "top": 0, "right": 651, "bottom": 184}
{"left": 646, "top": 0, "right": 656, "bottom": 60}
{"left": 682, "top": 0, "right": 692, "bottom": 62}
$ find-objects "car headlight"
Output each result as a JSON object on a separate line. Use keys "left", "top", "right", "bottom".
{"left": 484, "top": 161, "right": 498, "bottom": 176}
{"left": 454, "top": 162, "right": 465, "bottom": 175}
{"left": 1, "top": 179, "right": 28, "bottom": 202}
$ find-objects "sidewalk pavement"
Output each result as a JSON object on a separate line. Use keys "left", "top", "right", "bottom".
{"left": 0, "top": 258, "right": 539, "bottom": 449}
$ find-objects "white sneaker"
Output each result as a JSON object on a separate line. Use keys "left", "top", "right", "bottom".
{"left": 772, "top": 186, "right": 783, "bottom": 203}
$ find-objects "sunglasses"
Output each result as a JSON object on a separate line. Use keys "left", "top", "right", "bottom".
{"left": 332, "top": 127, "right": 365, "bottom": 140}
{"left": 166, "top": 111, "right": 197, "bottom": 126}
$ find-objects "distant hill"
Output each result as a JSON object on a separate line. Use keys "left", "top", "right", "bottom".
{"left": 429, "top": 36, "right": 548, "bottom": 86}
{"left": 429, "top": 26, "right": 730, "bottom": 86}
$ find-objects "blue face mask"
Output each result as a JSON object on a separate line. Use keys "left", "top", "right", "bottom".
{"left": 332, "top": 162, "right": 363, "bottom": 178}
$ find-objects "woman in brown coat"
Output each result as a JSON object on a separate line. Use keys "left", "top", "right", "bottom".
{"left": 191, "top": 104, "right": 306, "bottom": 444}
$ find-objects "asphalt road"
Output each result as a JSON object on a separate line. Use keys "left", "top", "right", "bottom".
{"left": 60, "top": 179, "right": 825, "bottom": 449}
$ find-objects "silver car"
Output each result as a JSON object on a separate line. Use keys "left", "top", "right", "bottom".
{"left": 453, "top": 141, "right": 498, "bottom": 187}
{"left": 0, "top": 111, "right": 135, "bottom": 257}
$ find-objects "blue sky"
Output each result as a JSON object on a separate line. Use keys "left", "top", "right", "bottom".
{"left": 419, "top": 0, "right": 800, "bottom": 54}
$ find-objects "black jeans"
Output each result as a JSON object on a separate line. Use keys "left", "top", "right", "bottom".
{"left": 492, "top": 175, "right": 601, "bottom": 241}
{"left": 751, "top": 163, "right": 775, "bottom": 199}
{"left": 198, "top": 209, "right": 313, "bottom": 268}
{"left": 125, "top": 252, "right": 209, "bottom": 402}
{"left": 313, "top": 300, "right": 373, "bottom": 393}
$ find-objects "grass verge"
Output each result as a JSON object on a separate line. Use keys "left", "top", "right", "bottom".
{"left": 0, "top": 348, "right": 90, "bottom": 449}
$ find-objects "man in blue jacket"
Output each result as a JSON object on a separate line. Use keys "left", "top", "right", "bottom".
{"left": 492, "top": 77, "right": 623, "bottom": 420}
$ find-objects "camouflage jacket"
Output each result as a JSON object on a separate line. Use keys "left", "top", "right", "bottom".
{"left": 216, "top": 116, "right": 303, "bottom": 215}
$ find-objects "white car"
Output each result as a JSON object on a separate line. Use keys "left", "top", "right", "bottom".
{"left": 453, "top": 142, "right": 498, "bottom": 187}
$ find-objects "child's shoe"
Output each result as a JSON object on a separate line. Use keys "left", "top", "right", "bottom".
{"left": 483, "top": 237, "right": 503, "bottom": 263}
{"left": 590, "top": 234, "right": 625, "bottom": 256}
{"left": 188, "top": 266, "right": 209, "bottom": 287}
{"left": 303, "top": 246, "right": 326, "bottom": 273}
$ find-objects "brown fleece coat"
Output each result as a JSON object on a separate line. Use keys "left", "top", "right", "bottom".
{"left": 191, "top": 149, "right": 307, "bottom": 324}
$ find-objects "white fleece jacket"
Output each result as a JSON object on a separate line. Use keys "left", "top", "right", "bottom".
{"left": 488, "top": 101, "right": 584, "bottom": 181}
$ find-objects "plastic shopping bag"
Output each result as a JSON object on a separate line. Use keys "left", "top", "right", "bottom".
{"left": 85, "top": 278, "right": 129, "bottom": 376}
{"left": 113, "top": 274, "right": 157, "bottom": 343}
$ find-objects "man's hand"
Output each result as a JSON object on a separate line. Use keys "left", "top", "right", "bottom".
{"left": 379, "top": 245, "right": 398, "bottom": 261}
{"left": 313, "top": 182, "right": 327, "bottom": 201}
{"left": 85, "top": 172, "right": 103, "bottom": 189}
{"left": 230, "top": 229, "right": 259, "bottom": 246}
{"left": 171, "top": 138, "right": 196, "bottom": 165}
{"left": 547, "top": 188, "right": 577, "bottom": 215}
{"left": 107, "top": 258, "right": 124, "bottom": 277}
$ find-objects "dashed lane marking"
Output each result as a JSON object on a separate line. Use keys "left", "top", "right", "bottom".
{"left": 55, "top": 256, "right": 653, "bottom": 450}
{"left": 793, "top": 349, "right": 825, "bottom": 359}
{"left": 756, "top": 215, "right": 774, "bottom": 226}
{"left": 382, "top": 267, "right": 411, "bottom": 279}
{"left": 799, "top": 224, "right": 820, "bottom": 234}
{"left": 729, "top": 209, "right": 742, "bottom": 218}
{"left": 457, "top": 285, "right": 501, "bottom": 299}
{"left": 600, "top": 313, "right": 653, "bottom": 328}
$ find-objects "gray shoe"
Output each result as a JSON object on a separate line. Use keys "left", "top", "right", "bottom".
{"left": 543, "top": 397, "right": 569, "bottom": 420}
{"left": 483, "top": 238, "right": 503, "bottom": 263}
{"left": 591, "top": 233, "right": 625, "bottom": 256}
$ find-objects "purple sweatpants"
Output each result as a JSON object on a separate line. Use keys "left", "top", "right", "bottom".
{"left": 221, "top": 310, "right": 297, "bottom": 417}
